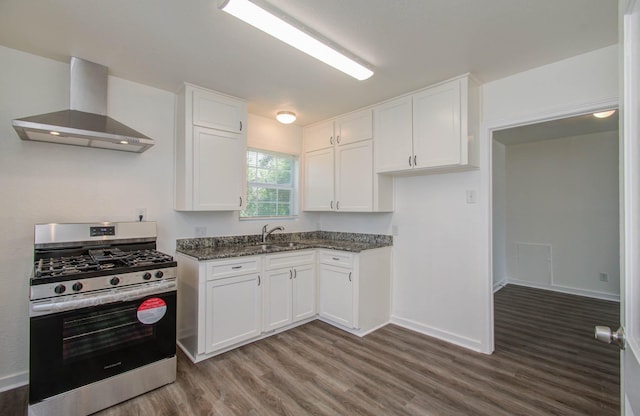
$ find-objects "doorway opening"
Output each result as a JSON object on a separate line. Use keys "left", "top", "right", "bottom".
{"left": 489, "top": 110, "right": 621, "bottom": 414}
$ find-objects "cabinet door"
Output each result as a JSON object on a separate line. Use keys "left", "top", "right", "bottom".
{"left": 412, "top": 79, "right": 462, "bottom": 168}
{"left": 292, "top": 264, "right": 316, "bottom": 322}
{"left": 318, "top": 264, "right": 354, "bottom": 328}
{"left": 263, "top": 268, "right": 293, "bottom": 331}
{"left": 205, "top": 273, "right": 261, "bottom": 353}
{"left": 336, "top": 109, "right": 372, "bottom": 146}
{"left": 373, "top": 96, "right": 414, "bottom": 173}
{"left": 193, "top": 126, "right": 245, "bottom": 210}
{"left": 192, "top": 88, "right": 246, "bottom": 134}
{"left": 304, "top": 120, "right": 334, "bottom": 152}
{"left": 336, "top": 140, "right": 373, "bottom": 212}
{"left": 304, "top": 148, "right": 335, "bottom": 211}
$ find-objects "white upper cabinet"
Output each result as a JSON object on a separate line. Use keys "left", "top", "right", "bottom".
{"left": 304, "top": 119, "right": 334, "bottom": 152}
{"left": 175, "top": 83, "right": 247, "bottom": 211}
{"left": 373, "top": 96, "right": 413, "bottom": 173}
{"left": 374, "top": 74, "right": 480, "bottom": 175}
{"left": 192, "top": 88, "right": 246, "bottom": 134}
{"left": 335, "top": 110, "right": 373, "bottom": 145}
{"left": 303, "top": 108, "right": 393, "bottom": 212}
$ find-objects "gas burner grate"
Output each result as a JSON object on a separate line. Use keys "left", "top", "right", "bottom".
{"left": 35, "top": 255, "right": 100, "bottom": 278}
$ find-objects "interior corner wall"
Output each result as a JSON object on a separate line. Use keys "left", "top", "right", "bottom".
{"left": 492, "top": 141, "right": 507, "bottom": 289}
{"left": 504, "top": 131, "right": 620, "bottom": 298}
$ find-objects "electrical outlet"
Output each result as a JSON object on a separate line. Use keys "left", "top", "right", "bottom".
{"left": 136, "top": 208, "right": 147, "bottom": 222}
{"left": 195, "top": 226, "right": 207, "bottom": 237}
{"left": 599, "top": 272, "right": 609, "bottom": 282}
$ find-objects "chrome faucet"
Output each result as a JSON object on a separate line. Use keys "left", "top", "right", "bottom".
{"left": 262, "top": 224, "right": 285, "bottom": 243}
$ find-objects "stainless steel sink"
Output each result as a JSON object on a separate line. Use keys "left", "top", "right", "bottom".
{"left": 255, "top": 242, "right": 307, "bottom": 251}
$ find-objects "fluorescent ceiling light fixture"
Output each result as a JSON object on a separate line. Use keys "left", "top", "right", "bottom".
{"left": 276, "top": 111, "right": 296, "bottom": 124}
{"left": 593, "top": 110, "right": 616, "bottom": 119}
{"left": 220, "top": 0, "right": 374, "bottom": 81}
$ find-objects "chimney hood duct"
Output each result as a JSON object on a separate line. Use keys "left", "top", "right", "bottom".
{"left": 12, "top": 57, "right": 154, "bottom": 153}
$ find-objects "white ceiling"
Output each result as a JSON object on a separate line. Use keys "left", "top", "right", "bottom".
{"left": 0, "top": 0, "right": 618, "bottom": 126}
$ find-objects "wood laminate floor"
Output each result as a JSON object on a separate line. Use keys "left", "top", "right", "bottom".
{"left": 1, "top": 284, "right": 620, "bottom": 415}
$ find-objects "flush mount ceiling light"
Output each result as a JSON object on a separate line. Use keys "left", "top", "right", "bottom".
{"left": 593, "top": 110, "right": 616, "bottom": 118}
{"left": 219, "top": 0, "right": 374, "bottom": 81}
{"left": 276, "top": 111, "right": 296, "bottom": 124}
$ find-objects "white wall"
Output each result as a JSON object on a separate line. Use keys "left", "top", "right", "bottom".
{"left": 503, "top": 131, "right": 620, "bottom": 298}
{"left": 0, "top": 46, "right": 313, "bottom": 389}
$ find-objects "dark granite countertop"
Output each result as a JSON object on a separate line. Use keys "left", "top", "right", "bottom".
{"left": 176, "top": 231, "right": 392, "bottom": 261}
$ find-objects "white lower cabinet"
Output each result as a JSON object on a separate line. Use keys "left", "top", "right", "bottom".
{"left": 177, "top": 254, "right": 262, "bottom": 362}
{"left": 263, "top": 250, "right": 316, "bottom": 331}
{"left": 177, "top": 245, "right": 390, "bottom": 363}
{"left": 318, "top": 247, "right": 392, "bottom": 335}
{"left": 205, "top": 272, "right": 261, "bottom": 353}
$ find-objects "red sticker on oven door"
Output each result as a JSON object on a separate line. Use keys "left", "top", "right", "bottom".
{"left": 137, "top": 297, "right": 167, "bottom": 324}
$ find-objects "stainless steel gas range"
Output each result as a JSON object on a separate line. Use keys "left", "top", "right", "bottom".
{"left": 28, "top": 221, "right": 177, "bottom": 416}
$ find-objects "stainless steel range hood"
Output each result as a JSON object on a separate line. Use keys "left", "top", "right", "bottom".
{"left": 12, "top": 57, "right": 154, "bottom": 153}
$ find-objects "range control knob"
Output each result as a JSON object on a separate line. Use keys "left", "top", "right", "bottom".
{"left": 72, "top": 282, "right": 83, "bottom": 292}
{"left": 143, "top": 272, "right": 152, "bottom": 280}
{"left": 54, "top": 284, "right": 66, "bottom": 294}
{"left": 110, "top": 277, "right": 120, "bottom": 286}
{"left": 155, "top": 271, "right": 164, "bottom": 279}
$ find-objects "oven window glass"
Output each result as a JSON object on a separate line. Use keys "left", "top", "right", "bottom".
{"left": 62, "top": 304, "right": 154, "bottom": 361}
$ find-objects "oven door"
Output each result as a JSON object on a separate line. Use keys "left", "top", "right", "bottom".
{"left": 29, "top": 289, "right": 176, "bottom": 404}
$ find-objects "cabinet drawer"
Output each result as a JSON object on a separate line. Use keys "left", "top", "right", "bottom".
{"left": 206, "top": 256, "right": 261, "bottom": 280}
{"left": 319, "top": 250, "right": 354, "bottom": 268}
{"left": 264, "top": 250, "right": 316, "bottom": 270}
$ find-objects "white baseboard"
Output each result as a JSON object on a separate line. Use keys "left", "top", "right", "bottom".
{"left": 389, "top": 316, "right": 484, "bottom": 353}
{"left": 0, "top": 371, "right": 28, "bottom": 393}
{"left": 506, "top": 279, "right": 620, "bottom": 302}
{"left": 493, "top": 279, "right": 507, "bottom": 293}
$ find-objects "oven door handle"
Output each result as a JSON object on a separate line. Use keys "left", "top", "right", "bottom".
{"left": 31, "top": 281, "right": 176, "bottom": 315}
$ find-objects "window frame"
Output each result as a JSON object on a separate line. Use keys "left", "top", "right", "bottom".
{"left": 240, "top": 148, "right": 299, "bottom": 220}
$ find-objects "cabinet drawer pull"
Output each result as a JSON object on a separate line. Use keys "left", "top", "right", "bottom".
{"left": 330, "top": 200, "right": 334, "bottom": 209}
{"left": 337, "top": 135, "right": 341, "bottom": 144}
{"left": 258, "top": 275, "right": 261, "bottom": 286}
{"left": 348, "top": 272, "right": 352, "bottom": 282}
{"left": 232, "top": 266, "right": 243, "bottom": 269}
{"left": 330, "top": 136, "right": 334, "bottom": 145}
{"left": 332, "top": 257, "right": 340, "bottom": 261}
{"left": 336, "top": 201, "right": 340, "bottom": 210}
{"left": 289, "top": 269, "right": 293, "bottom": 279}
{"left": 414, "top": 155, "right": 417, "bottom": 166}
{"left": 294, "top": 269, "right": 297, "bottom": 279}
{"left": 240, "top": 121, "right": 243, "bottom": 131}
{"left": 409, "top": 155, "right": 412, "bottom": 167}
{"left": 239, "top": 196, "right": 243, "bottom": 207}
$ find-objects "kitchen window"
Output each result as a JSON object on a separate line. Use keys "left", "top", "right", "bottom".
{"left": 241, "top": 149, "right": 299, "bottom": 218}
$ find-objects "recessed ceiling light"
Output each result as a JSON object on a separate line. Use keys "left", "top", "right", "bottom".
{"left": 593, "top": 110, "right": 616, "bottom": 118}
{"left": 276, "top": 111, "right": 296, "bottom": 124}
{"left": 220, "top": 0, "right": 374, "bottom": 81}
{"left": 49, "top": 131, "right": 60, "bottom": 136}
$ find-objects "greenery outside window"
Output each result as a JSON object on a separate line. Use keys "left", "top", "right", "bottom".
{"left": 241, "top": 148, "right": 298, "bottom": 218}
